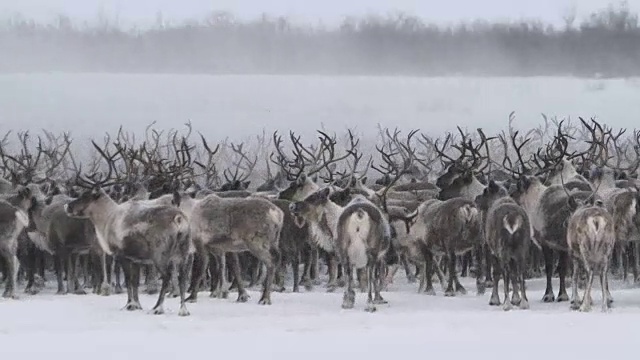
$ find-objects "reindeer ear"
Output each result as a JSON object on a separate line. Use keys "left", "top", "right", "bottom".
{"left": 172, "top": 191, "right": 181, "bottom": 207}
{"left": 361, "top": 177, "right": 367, "bottom": 185}
{"left": 320, "top": 187, "right": 331, "bottom": 199}
{"left": 243, "top": 181, "right": 251, "bottom": 189}
{"left": 45, "top": 195, "right": 53, "bottom": 206}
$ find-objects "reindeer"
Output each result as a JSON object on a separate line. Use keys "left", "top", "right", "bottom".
{"left": 177, "top": 191, "right": 283, "bottom": 305}
{"left": 64, "top": 141, "right": 193, "bottom": 316}
{"left": 0, "top": 186, "right": 34, "bottom": 299}
{"left": 567, "top": 197, "right": 616, "bottom": 312}
{"left": 476, "top": 180, "right": 533, "bottom": 310}
{"left": 336, "top": 195, "right": 391, "bottom": 311}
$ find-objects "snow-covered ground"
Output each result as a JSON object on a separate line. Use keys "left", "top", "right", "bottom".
{"left": 2, "top": 74, "right": 640, "bottom": 144}
{"left": 1, "top": 272, "right": 639, "bottom": 359}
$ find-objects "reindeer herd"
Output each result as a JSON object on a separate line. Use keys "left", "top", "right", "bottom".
{"left": 1, "top": 114, "right": 639, "bottom": 315}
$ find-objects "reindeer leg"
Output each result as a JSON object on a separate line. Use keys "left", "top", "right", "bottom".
{"left": 402, "top": 255, "right": 416, "bottom": 283}
{"left": 341, "top": 261, "right": 355, "bottom": 309}
{"left": 326, "top": 254, "right": 338, "bottom": 292}
{"left": 418, "top": 261, "right": 427, "bottom": 293}
{"left": 292, "top": 253, "right": 300, "bottom": 293}
{"left": 600, "top": 267, "right": 610, "bottom": 313}
{"left": 144, "top": 265, "right": 159, "bottom": 295}
{"left": 434, "top": 256, "right": 447, "bottom": 290}
{"left": 113, "top": 259, "right": 124, "bottom": 294}
{"left": 424, "top": 251, "right": 436, "bottom": 295}
{"left": 71, "top": 254, "right": 86, "bottom": 295}
{"left": 1, "top": 250, "right": 19, "bottom": 299}
{"left": 150, "top": 266, "right": 171, "bottom": 315}
{"left": 131, "top": 263, "right": 143, "bottom": 310}
{"left": 187, "top": 247, "right": 206, "bottom": 302}
{"left": 557, "top": 251, "right": 569, "bottom": 302}
{"left": 121, "top": 259, "right": 138, "bottom": 311}
{"left": 570, "top": 257, "right": 581, "bottom": 309}
{"left": 258, "top": 246, "right": 279, "bottom": 306}
{"left": 579, "top": 267, "right": 594, "bottom": 312}
{"left": 177, "top": 257, "right": 191, "bottom": 316}
{"left": 501, "top": 264, "right": 513, "bottom": 311}
{"left": 229, "top": 253, "right": 249, "bottom": 302}
{"left": 475, "top": 245, "right": 485, "bottom": 295}
{"left": 541, "top": 245, "right": 555, "bottom": 302}
{"left": 489, "top": 256, "right": 501, "bottom": 306}
{"left": 24, "top": 242, "right": 39, "bottom": 295}
{"left": 54, "top": 253, "right": 66, "bottom": 295}
{"left": 519, "top": 259, "right": 530, "bottom": 309}
{"left": 98, "top": 252, "right": 111, "bottom": 296}
{"left": 373, "top": 261, "right": 387, "bottom": 304}
{"left": 365, "top": 264, "right": 377, "bottom": 312}
{"left": 444, "top": 253, "right": 456, "bottom": 297}
{"left": 510, "top": 260, "right": 522, "bottom": 307}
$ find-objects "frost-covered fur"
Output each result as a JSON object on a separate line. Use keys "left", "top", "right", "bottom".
{"left": 289, "top": 187, "right": 344, "bottom": 290}
{"left": 409, "top": 197, "right": 483, "bottom": 296}
{"left": 178, "top": 192, "right": 283, "bottom": 305}
{"left": 65, "top": 187, "right": 193, "bottom": 316}
{"left": 336, "top": 195, "right": 391, "bottom": 311}
{"left": 567, "top": 201, "right": 616, "bottom": 312}
{"left": 476, "top": 180, "right": 532, "bottom": 311}
{"left": 0, "top": 186, "right": 33, "bottom": 299}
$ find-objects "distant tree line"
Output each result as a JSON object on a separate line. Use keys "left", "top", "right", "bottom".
{"left": 1, "top": 2, "right": 639, "bottom": 76}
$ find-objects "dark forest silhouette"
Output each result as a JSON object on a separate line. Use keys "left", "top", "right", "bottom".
{"left": 1, "top": 2, "right": 639, "bottom": 76}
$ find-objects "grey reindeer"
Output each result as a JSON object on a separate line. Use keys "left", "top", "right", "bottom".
{"left": 476, "top": 180, "right": 533, "bottom": 310}
{"left": 63, "top": 141, "right": 194, "bottom": 316}
{"left": 176, "top": 191, "right": 284, "bottom": 305}
{"left": 566, "top": 197, "right": 616, "bottom": 312}
{"left": 0, "top": 186, "right": 34, "bottom": 299}
{"left": 336, "top": 195, "right": 391, "bottom": 312}
{"left": 404, "top": 197, "right": 484, "bottom": 296}
{"left": 65, "top": 186, "right": 193, "bottom": 316}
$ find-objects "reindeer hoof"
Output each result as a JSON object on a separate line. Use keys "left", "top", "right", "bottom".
{"left": 292, "top": 286, "right": 300, "bottom": 293}
{"left": 178, "top": 306, "right": 190, "bottom": 317}
{"left": 2, "top": 292, "right": 18, "bottom": 299}
{"left": 236, "top": 293, "right": 250, "bottom": 303}
{"left": 519, "top": 300, "right": 530, "bottom": 310}
{"left": 407, "top": 275, "right": 417, "bottom": 284}
{"left": 303, "top": 282, "right": 313, "bottom": 292}
{"left": 114, "top": 286, "right": 124, "bottom": 294}
{"left": 150, "top": 307, "right": 164, "bottom": 315}
{"left": 579, "top": 304, "right": 592, "bottom": 312}
{"left": 456, "top": 287, "right": 467, "bottom": 295}
{"left": 511, "top": 296, "right": 522, "bottom": 306}
{"left": 365, "top": 304, "right": 377, "bottom": 312}
{"left": 24, "top": 287, "right": 40, "bottom": 295}
{"left": 123, "top": 302, "right": 143, "bottom": 311}
{"left": 444, "top": 290, "right": 456, "bottom": 297}
{"left": 274, "top": 286, "right": 286, "bottom": 293}
{"left": 373, "top": 297, "right": 388, "bottom": 305}
{"left": 542, "top": 293, "right": 555, "bottom": 303}
{"left": 342, "top": 301, "right": 354, "bottom": 309}
{"left": 570, "top": 301, "right": 581, "bottom": 310}
{"left": 258, "top": 298, "right": 272, "bottom": 305}
{"left": 423, "top": 288, "right": 436, "bottom": 296}
{"left": 56, "top": 290, "right": 68, "bottom": 295}
{"left": 100, "top": 284, "right": 112, "bottom": 296}
{"left": 556, "top": 293, "right": 570, "bottom": 302}
{"left": 502, "top": 303, "right": 513, "bottom": 311}
{"left": 145, "top": 286, "right": 159, "bottom": 295}
{"left": 326, "top": 285, "right": 337, "bottom": 293}
{"left": 74, "top": 289, "right": 88, "bottom": 295}
{"left": 489, "top": 296, "right": 501, "bottom": 306}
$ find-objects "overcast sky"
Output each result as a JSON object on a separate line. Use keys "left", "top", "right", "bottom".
{"left": 1, "top": 0, "right": 638, "bottom": 27}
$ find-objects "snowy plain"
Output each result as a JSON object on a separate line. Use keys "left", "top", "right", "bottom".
{"left": 0, "top": 272, "right": 639, "bottom": 359}
{"left": 2, "top": 74, "right": 640, "bottom": 357}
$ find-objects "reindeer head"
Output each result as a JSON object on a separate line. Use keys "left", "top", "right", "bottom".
{"left": 475, "top": 180, "right": 509, "bottom": 212}
{"left": 65, "top": 187, "right": 107, "bottom": 219}
{"left": 279, "top": 173, "right": 319, "bottom": 201}
{"left": 289, "top": 187, "right": 331, "bottom": 228}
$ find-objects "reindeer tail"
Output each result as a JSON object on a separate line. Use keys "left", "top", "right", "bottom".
{"left": 347, "top": 208, "right": 370, "bottom": 269}
{"left": 502, "top": 214, "right": 523, "bottom": 235}
{"left": 459, "top": 203, "right": 479, "bottom": 224}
